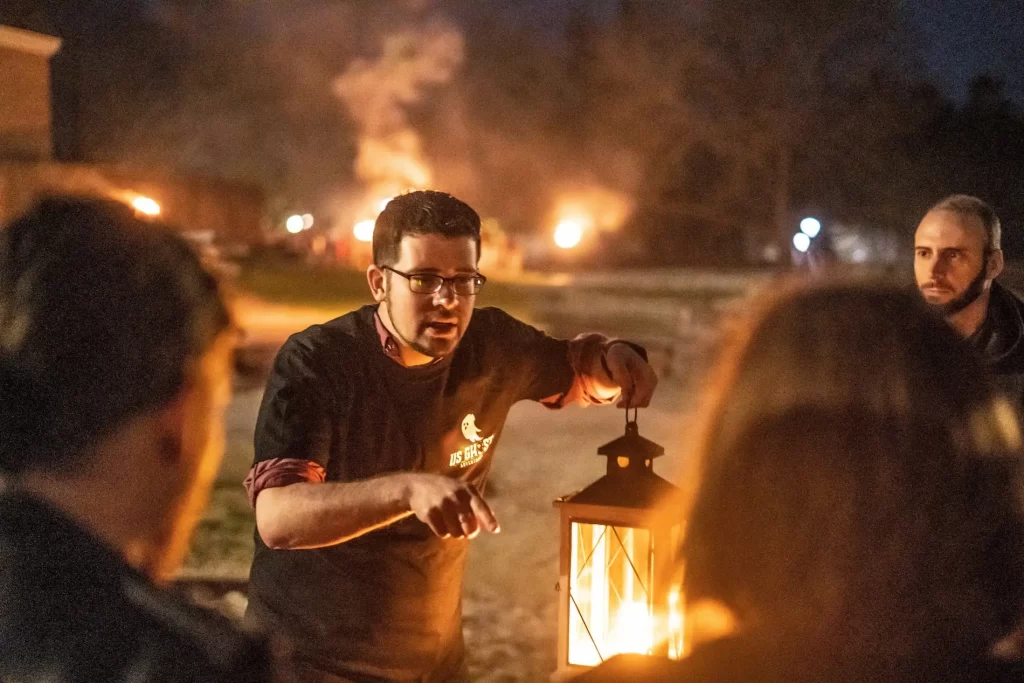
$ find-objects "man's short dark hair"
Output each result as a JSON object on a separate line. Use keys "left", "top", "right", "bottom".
{"left": 0, "top": 196, "right": 231, "bottom": 474}
{"left": 372, "top": 191, "right": 481, "bottom": 266}
{"left": 930, "top": 194, "right": 1001, "bottom": 252}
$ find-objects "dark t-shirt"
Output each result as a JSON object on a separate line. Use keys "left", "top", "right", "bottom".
{"left": 0, "top": 491, "right": 273, "bottom": 683}
{"left": 246, "top": 305, "right": 575, "bottom": 681}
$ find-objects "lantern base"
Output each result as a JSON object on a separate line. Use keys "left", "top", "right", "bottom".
{"left": 553, "top": 654, "right": 677, "bottom": 682}
{"left": 550, "top": 663, "right": 592, "bottom": 682}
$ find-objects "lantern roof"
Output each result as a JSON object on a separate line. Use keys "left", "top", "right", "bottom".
{"left": 555, "top": 421, "right": 679, "bottom": 510}
{"left": 597, "top": 422, "right": 665, "bottom": 461}
{"left": 556, "top": 467, "right": 678, "bottom": 509}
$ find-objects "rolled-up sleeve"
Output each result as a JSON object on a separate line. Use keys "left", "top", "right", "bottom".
{"left": 538, "top": 333, "right": 621, "bottom": 409}
{"left": 246, "top": 334, "right": 337, "bottom": 506}
{"left": 243, "top": 458, "right": 326, "bottom": 508}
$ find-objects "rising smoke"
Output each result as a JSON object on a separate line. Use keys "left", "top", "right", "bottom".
{"left": 332, "top": 18, "right": 464, "bottom": 229}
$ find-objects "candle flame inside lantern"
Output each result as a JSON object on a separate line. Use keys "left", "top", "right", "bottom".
{"left": 569, "top": 522, "right": 663, "bottom": 666}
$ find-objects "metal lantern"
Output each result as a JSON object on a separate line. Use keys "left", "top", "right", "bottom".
{"left": 553, "top": 413, "right": 684, "bottom": 678}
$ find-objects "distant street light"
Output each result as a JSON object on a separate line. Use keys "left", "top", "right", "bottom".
{"left": 554, "top": 219, "right": 584, "bottom": 249}
{"left": 353, "top": 219, "right": 375, "bottom": 242}
{"left": 132, "top": 196, "right": 161, "bottom": 217}
{"left": 301, "top": 213, "right": 315, "bottom": 230}
{"left": 286, "top": 215, "right": 305, "bottom": 234}
{"left": 793, "top": 232, "right": 811, "bottom": 253}
{"left": 799, "top": 217, "right": 822, "bottom": 238}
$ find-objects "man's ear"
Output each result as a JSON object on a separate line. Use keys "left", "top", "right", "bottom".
{"left": 987, "top": 249, "right": 1005, "bottom": 281}
{"left": 154, "top": 392, "right": 187, "bottom": 467}
{"left": 367, "top": 264, "right": 386, "bottom": 303}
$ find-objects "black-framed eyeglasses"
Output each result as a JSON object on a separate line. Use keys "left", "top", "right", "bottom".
{"left": 382, "top": 266, "right": 487, "bottom": 296}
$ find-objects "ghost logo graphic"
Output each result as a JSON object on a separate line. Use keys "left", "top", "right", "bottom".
{"left": 461, "top": 414, "right": 483, "bottom": 443}
{"left": 450, "top": 413, "right": 494, "bottom": 468}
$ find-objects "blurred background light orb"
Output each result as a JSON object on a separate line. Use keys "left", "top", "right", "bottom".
{"left": 554, "top": 219, "right": 584, "bottom": 249}
{"left": 286, "top": 215, "right": 305, "bottom": 234}
{"left": 132, "top": 196, "right": 161, "bottom": 216}
{"left": 353, "top": 219, "right": 375, "bottom": 242}
{"left": 793, "top": 232, "right": 811, "bottom": 252}
{"left": 799, "top": 217, "right": 822, "bottom": 238}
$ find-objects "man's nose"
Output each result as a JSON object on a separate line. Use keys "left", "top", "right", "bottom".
{"left": 931, "top": 255, "right": 951, "bottom": 277}
{"left": 433, "top": 282, "right": 458, "bottom": 308}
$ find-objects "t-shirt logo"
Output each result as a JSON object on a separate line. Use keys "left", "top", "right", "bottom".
{"left": 449, "top": 413, "right": 494, "bottom": 468}
{"left": 461, "top": 413, "right": 483, "bottom": 443}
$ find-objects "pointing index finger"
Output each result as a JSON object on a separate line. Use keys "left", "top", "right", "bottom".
{"left": 469, "top": 489, "right": 500, "bottom": 534}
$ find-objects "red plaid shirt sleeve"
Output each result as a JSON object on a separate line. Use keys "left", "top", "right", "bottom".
{"left": 539, "top": 333, "right": 619, "bottom": 409}
{"left": 244, "top": 458, "right": 327, "bottom": 508}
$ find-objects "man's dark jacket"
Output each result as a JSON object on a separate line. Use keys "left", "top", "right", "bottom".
{"left": 0, "top": 490, "right": 275, "bottom": 683}
{"left": 972, "top": 281, "right": 1024, "bottom": 405}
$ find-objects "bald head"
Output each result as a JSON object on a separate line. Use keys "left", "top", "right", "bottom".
{"left": 928, "top": 194, "right": 1001, "bottom": 252}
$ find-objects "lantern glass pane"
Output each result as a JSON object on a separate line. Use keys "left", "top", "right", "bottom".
{"left": 568, "top": 521, "right": 653, "bottom": 666}
{"left": 668, "top": 522, "right": 685, "bottom": 660}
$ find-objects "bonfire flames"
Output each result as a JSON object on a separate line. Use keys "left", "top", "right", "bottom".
{"left": 331, "top": 18, "right": 632, "bottom": 256}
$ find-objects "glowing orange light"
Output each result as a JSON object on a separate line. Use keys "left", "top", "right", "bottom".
{"left": 285, "top": 215, "right": 304, "bottom": 234}
{"left": 554, "top": 219, "right": 585, "bottom": 249}
{"left": 568, "top": 523, "right": 658, "bottom": 666}
{"left": 132, "top": 196, "right": 161, "bottom": 216}
{"left": 353, "top": 219, "right": 375, "bottom": 242}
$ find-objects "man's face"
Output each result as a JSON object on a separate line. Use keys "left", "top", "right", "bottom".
{"left": 151, "top": 332, "right": 234, "bottom": 581}
{"left": 381, "top": 234, "right": 479, "bottom": 358}
{"left": 914, "top": 210, "right": 991, "bottom": 316}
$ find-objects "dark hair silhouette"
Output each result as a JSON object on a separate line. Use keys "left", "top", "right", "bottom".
{"left": 0, "top": 197, "right": 231, "bottom": 474}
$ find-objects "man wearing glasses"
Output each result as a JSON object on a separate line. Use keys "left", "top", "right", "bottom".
{"left": 244, "top": 190, "right": 657, "bottom": 682}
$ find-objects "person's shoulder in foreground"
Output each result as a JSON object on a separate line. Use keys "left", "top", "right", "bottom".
{"left": 573, "top": 636, "right": 1024, "bottom": 683}
{"left": 0, "top": 490, "right": 276, "bottom": 683}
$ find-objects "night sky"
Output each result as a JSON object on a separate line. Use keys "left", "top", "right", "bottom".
{"left": 458, "top": 0, "right": 1024, "bottom": 103}
{"left": 2, "top": 0, "right": 1021, "bottom": 103}
{"left": 909, "top": 0, "right": 1024, "bottom": 103}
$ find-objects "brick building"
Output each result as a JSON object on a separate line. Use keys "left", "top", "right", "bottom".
{"left": 0, "top": 24, "right": 60, "bottom": 161}
{"left": 0, "top": 23, "right": 266, "bottom": 243}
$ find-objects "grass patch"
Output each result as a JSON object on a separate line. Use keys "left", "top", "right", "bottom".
{"left": 234, "top": 257, "right": 369, "bottom": 308}
{"left": 183, "top": 482, "right": 255, "bottom": 577}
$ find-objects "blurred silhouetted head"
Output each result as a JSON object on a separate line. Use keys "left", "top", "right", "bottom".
{"left": 682, "top": 280, "right": 1024, "bottom": 672}
{"left": 0, "top": 196, "right": 231, "bottom": 474}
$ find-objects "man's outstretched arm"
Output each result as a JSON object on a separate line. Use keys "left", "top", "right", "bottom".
{"left": 590, "top": 340, "right": 658, "bottom": 408}
{"left": 250, "top": 335, "right": 499, "bottom": 550}
{"left": 254, "top": 472, "right": 499, "bottom": 550}
{"left": 536, "top": 333, "right": 658, "bottom": 409}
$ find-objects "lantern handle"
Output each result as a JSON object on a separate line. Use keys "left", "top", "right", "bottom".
{"left": 618, "top": 374, "right": 634, "bottom": 432}
{"left": 625, "top": 404, "right": 638, "bottom": 430}
{"left": 624, "top": 377, "right": 638, "bottom": 430}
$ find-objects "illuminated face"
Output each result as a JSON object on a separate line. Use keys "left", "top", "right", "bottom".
{"left": 151, "top": 332, "right": 234, "bottom": 582}
{"left": 914, "top": 210, "right": 991, "bottom": 316}
{"left": 382, "top": 234, "right": 479, "bottom": 359}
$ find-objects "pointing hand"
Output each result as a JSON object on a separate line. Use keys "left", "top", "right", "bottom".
{"left": 406, "top": 474, "right": 500, "bottom": 539}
